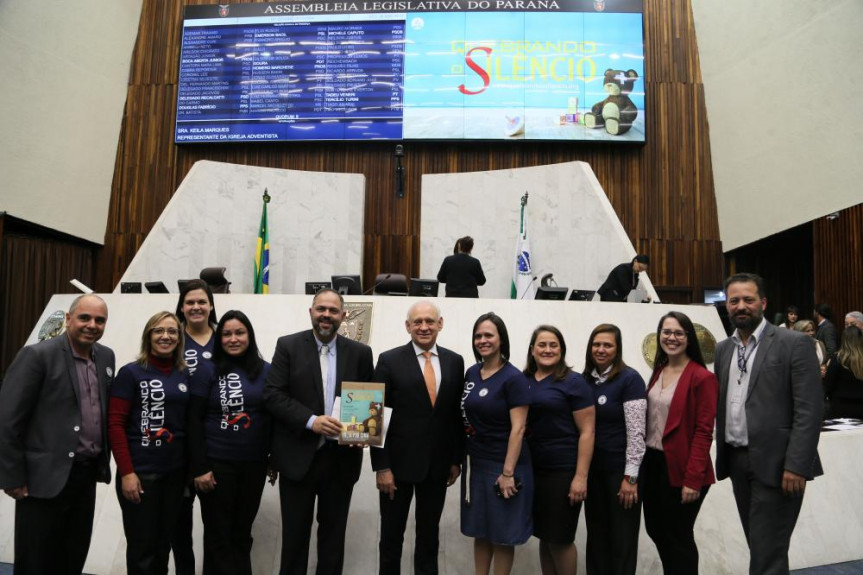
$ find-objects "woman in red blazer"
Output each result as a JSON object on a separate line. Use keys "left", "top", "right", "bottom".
{"left": 642, "top": 311, "right": 717, "bottom": 574}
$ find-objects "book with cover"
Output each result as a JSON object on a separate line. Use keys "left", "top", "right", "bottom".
{"left": 338, "top": 381, "right": 385, "bottom": 447}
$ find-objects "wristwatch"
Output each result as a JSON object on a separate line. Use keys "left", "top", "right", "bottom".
{"left": 625, "top": 474, "right": 638, "bottom": 485}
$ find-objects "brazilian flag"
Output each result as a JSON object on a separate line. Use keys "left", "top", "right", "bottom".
{"left": 254, "top": 199, "right": 269, "bottom": 294}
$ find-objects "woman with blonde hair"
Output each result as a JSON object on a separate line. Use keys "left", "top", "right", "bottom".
{"left": 109, "top": 311, "right": 191, "bottom": 575}
{"left": 824, "top": 326, "right": 863, "bottom": 419}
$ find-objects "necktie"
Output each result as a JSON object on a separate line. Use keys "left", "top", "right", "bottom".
{"left": 423, "top": 350, "right": 436, "bottom": 406}
{"left": 320, "top": 344, "right": 330, "bottom": 413}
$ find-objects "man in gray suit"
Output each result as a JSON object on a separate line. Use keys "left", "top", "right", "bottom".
{"left": 0, "top": 294, "right": 115, "bottom": 575}
{"left": 715, "top": 273, "right": 823, "bottom": 574}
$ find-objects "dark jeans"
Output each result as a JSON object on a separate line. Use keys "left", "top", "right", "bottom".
{"left": 117, "top": 467, "right": 186, "bottom": 575}
{"left": 14, "top": 460, "right": 98, "bottom": 575}
{"left": 642, "top": 448, "right": 709, "bottom": 574}
{"left": 199, "top": 458, "right": 268, "bottom": 575}
{"left": 171, "top": 485, "right": 197, "bottom": 575}
{"left": 378, "top": 475, "right": 448, "bottom": 575}
{"left": 584, "top": 466, "right": 641, "bottom": 575}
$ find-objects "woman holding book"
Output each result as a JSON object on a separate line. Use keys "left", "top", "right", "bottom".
{"left": 461, "top": 312, "right": 533, "bottom": 575}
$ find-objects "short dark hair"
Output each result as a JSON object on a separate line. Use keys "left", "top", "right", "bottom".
{"left": 213, "top": 310, "right": 265, "bottom": 380}
{"left": 815, "top": 303, "right": 833, "bottom": 321}
{"left": 471, "top": 312, "right": 510, "bottom": 363}
{"left": 524, "top": 325, "right": 572, "bottom": 381}
{"left": 175, "top": 279, "right": 218, "bottom": 327}
{"left": 459, "top": 236, "right": 474, "bottom": 254}
{"left": 312, "top": 288, "right": 344, "bottom": 308}
{"left": 583, "top": 323, "right": 627, "bottom": 381}
{"left": 723, "top": 273, "right": 766, "bottom": 299}
{"left": 651, "top": 311, "right": 705, "bottom": 375}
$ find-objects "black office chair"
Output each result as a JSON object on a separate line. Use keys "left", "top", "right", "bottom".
{"left": 373, "top": 273, "right": 408, "bottom": 295}
{"left": 200, "top": 267, "right": 231, "bottom": 294}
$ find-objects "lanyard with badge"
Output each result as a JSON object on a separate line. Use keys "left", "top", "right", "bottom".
{"left": 731, "top": 339, "right": 759, "bottom": 404}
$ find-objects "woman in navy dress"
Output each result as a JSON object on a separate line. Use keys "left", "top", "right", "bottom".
{"left": 108, "top": 311, "right": 191, "bottom": 575}
{"left": 461, "top": 312, "right": 533, "bottom": 575}
{"left": 188, "top": 310, "right": 271, "bottom": 575}
{"left": 172, "top": 278, "right": 219, "bottom": 574}
{"left": 582, "top": 324, "right": 647, "bottom": 575}
{"left": 525, "top": 325, "right": 595, "bottom": 575}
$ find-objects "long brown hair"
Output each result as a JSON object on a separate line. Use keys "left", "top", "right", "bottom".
{"left": 523, "top": 325, "right": 572, "bottom": 381}
{"left": 583, "top": 323, "right": 627, "bottom": 382}
{"left": 837, "top": 326, "right": 863, "bottom": 380}
{"left": 651, "top": 311, "right": 705, "bottom": 374}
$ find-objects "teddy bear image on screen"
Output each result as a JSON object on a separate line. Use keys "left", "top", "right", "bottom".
{"left": 584, "top": 68, "right": 640, "bottom": 136}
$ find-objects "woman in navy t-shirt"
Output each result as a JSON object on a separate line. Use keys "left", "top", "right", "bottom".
{"left": 188, "top": 310, "right": 271, "bottom": 575}
{"left": 108, "top": 311, "right": 191, "bottom": 575}
{"left": 524, "top": 325, "right": 595, "bottom": 574}
{"left": 461, "top": 312, "right": 532, "bottom": 574}
{"left": 582, "top": 323, "right": 647, "bottom": 575}
{"left": 173, "top": 278, "right": 218, "bottom": 574}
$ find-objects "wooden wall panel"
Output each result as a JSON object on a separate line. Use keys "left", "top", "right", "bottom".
{"left": 813, "top": 204, "right": 863, "bottom": 325}
{"left": 96, "top": 0, "right": 725, "bottom": 303}
{"left": 0, "top": 216, "right": 98, "bottom": 377}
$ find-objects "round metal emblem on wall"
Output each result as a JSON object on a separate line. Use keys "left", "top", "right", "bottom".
{"left": 642, "top": 323, "right": 718, "bottom": 366}
{"left": 338, "top": 302, "right": 373, "bottom": 344}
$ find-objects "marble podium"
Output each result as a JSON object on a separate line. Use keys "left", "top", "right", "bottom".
{"left": 1, "top": 294, "right": 860, "bottom": 574}
{"left": 420, "top": 161, "right": 658, "bottom": 301}
{"left": 115, "top": 160, "right": 366, "bottom": 295}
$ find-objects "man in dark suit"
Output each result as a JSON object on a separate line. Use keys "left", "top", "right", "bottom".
{"left": 264, "top": 288, "right": 374, "bottom": 575}
{"left": 0, "top": 294, "right": 115, "bottom": 575}
{"left": 371, "top": 300, "right": 465, "bottom": 575}
{"left": 714, "top": 273, "right": 823, "bottom": 574}
{"left": 814, "top": 303, "right": 839, "bottom": 357}
{"left": 597, "top": 254, "right": 651, "bottom": 302}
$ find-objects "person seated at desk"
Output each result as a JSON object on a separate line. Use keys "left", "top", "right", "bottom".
{"left": 437, "top": 236, "right": 486, "bottom": 298}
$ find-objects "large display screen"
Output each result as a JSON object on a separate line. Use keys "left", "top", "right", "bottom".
{"left": 175, "top": 1, "right": 645, "bottom": 143}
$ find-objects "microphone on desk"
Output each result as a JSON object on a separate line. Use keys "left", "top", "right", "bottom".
{"left": 363, "top": 274, "right": 392, "bottom": 295}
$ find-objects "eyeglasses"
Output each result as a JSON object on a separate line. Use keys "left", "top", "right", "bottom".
{"left": 151, "top": 327, "right": 180, "bottom": 337}
{"left": 660, "top": 329, "right": 687, "bottom": 340}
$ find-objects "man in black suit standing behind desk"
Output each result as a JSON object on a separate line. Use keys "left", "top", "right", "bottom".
{"left": 371, "top": 300, "right": 465, "bottom": 575}
{"left": 264, "top": 288, "right": 374, "bottom": 575}
{"left": 0, "top": 294, "right": 115, "bottom": 575}
{"left": 715, "top": 273, "right": 822, "bottom": 574}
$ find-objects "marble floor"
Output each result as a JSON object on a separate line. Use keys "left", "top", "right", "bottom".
{"left": 1, "top": 562, "right": 861, "bottom": 574}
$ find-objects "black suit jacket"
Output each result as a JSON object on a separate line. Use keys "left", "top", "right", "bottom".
{"left": 714, "top": 322, "right": 823, "bottom": 487}
{"left": 816, "top": 319, "right": 839, "bottom": 357}
{"left": 0, "top": 335, "right": 115, "bottom": 497}
{"left": 370, "top": 342, "right": 465, "bottom": 483}
{"left": 436, "top": 253, "right": 486, "bottom": 298}
{"left": 264, "top": 330, "right": 374, "bottom": 482}
{"left": 597, "top": 262, "right": 638, "bottom": 302}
